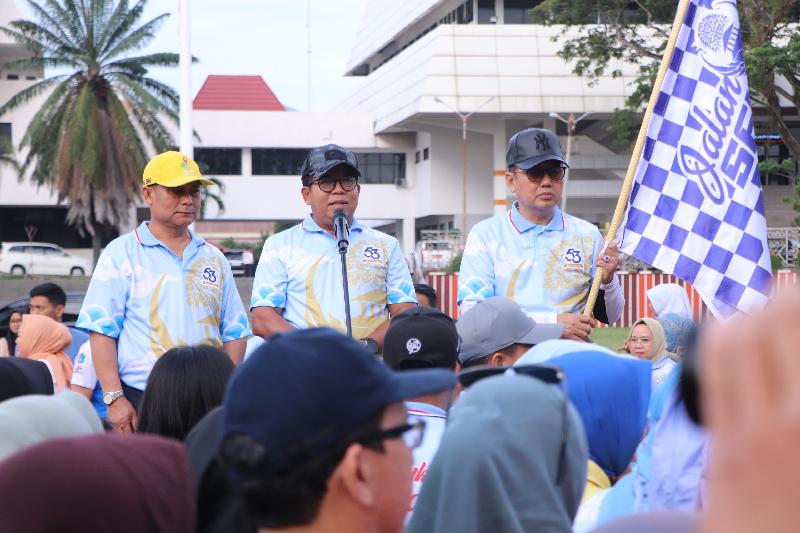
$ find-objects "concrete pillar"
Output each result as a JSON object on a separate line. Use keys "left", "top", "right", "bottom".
{"left": 494, "top": 0, "right": 504, "bottom": 23}
{"left": 242, "top": 148, "right": 252, "bottom": 177}
{"left": 492, "top": 121, "right": 509, "bottom": 216}
{"left": 400, "top": 216, "right": 415, "bottom": 257}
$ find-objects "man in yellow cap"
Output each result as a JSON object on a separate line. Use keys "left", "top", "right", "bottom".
{"left": 76, "top": 151, "right": 250, "bottom": 432}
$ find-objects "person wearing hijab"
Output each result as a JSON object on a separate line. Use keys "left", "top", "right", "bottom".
{"left": 0, "top": 433, "right": 196, "bottom": 533}
{"left": 0, "top": 357, "right": 54, "bottom": 402}
{"left": 516, "top": 349, "right": 651, "bottom": 503}
{"left": 0, "top": 390, "right": 102, "bottom": 461}
{"left": 0, "top": 309, "right": 23, "bottom": 357}
{"left": 626, "top": 317, "right": 677, "bottom": 389}
{"left": 656, "top": 313, "right": 697, "bottom": 358}
{"left": 646, "top": 284, "right": 692, "bottom": 318}
{"left": 16, "top": 314, "right": 73, "bottom": 390}
{"left": 408, "top": 373, "right": 588, "bottom": 533}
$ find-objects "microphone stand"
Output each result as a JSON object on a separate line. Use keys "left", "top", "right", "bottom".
{"left": 334, "top": 211, "right": 353, "bottom": 337}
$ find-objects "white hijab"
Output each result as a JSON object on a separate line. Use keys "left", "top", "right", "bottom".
{"left": 647, "top": 284, "right": 692, "bottom": 317}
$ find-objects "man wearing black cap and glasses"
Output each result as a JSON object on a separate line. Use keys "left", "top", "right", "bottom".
{"left": 458, "top": 128, "right": 624, "bottom": 341}
{"left": 250, "top": 144, "right": 418, "bottom": 351}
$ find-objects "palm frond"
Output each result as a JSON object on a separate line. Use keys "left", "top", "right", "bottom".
{"left": 100, "top": 13, "right": 169, "bottom": 62}
{"left": 0, "top": 74, "right": 69, "bottom": 118}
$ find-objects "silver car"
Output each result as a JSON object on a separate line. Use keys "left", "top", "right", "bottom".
{"left": 0, "top": 242, "right": 93, "bottom": 276}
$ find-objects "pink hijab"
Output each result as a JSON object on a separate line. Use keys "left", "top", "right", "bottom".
{"left": 16, "top": 314, "right": 73, "bottom": 390}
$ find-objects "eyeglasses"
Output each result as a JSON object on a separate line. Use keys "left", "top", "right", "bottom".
{"left": 310, "top": 176, "right": 359, "bottom": 193}
{"left": 515, "top": 163, "right": 567, "bottom": 183}
{"left": 357, "top": 420, "right": 426, "bottom": 449}
{"left": 454, "top": 364, "right": 570, "bottom": 484}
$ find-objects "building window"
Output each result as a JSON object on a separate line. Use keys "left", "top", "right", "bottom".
{"left": 252, "top": 148, "right": 309, "bottom": 175}
{"left": 0, "top": 123, "right": 11, "bottom": 144}
{"left": 6, "top": 74, "right": 18, "bottom": 80}
{"left": 415, "top": 151, "right": 421, "bottom": 163}
{"left": 25, "top": 76, "right": 36, "bottom": 80}
{"left": 423, "top": 148, "right": 430, "bottom": 160}
{"left": 354, "top": 153, "right": 406, "bottom": 185}
{"left": 194, "top": 148, "right": 242, "bottom": 175}
{"left": 478, "top": 0, "right": 496, "bottom": 23}
{"left": 504, "top": 0, "right": 541, "bottom": 24}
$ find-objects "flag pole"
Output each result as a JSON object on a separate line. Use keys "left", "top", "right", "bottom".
{"left": 583, "top": 0, "right": 692, "bottom": 318}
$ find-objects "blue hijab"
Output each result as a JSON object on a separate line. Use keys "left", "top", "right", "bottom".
{"left": 655, "top": 314, "right": 697, "bottom": 358}
{"left": 546, "top": 349, "right": 651, "bottom": 478}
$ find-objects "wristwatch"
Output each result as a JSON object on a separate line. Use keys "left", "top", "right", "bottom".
{"left": 102, "top": 390, "right": 124, "bottom": 406}
{"left": 362, "top": 337, "right": 379, "bottom": 355}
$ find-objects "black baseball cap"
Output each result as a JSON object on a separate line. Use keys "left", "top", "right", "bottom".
{"left": 506, "top": 128, "right": 569, "bottom": 170}
{"left": 300, "top": 144, "right": 361, "bottom": 180}
{"left": 383, "top": 306, "right": 460, "bottom": 371}
{"left": 221, "top": 328, "right": 455, "bottom": 480}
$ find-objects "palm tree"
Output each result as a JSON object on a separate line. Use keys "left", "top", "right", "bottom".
{"left": 200, "top": 176, "right": 225, "bottom": 219}
{"left": 0, "top": 0, "right": 180, "bottom": 263}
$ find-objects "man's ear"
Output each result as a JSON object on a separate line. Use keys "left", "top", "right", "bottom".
{"left": 301, "top": 186, "right": 311, "bottom": 205}
{"left": 490, "top": 351, "right": 506, "bottom": 367}
{"left": 142, "top": 186, "right": 154, "bottom": 206}
{"left": 335, "top": 443, "right": 375, "bottom": 508}
{"left": 54, "top": 304, "right": 65, "bottom": 320}
{"left": 505, "top": 171, "right": 516, "bottom": 194}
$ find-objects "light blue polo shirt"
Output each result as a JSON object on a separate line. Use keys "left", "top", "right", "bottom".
{"left": 76, "top": 222, "right": 251, "bottom": 390}
{"left": 458, "top": 204, "right": 604, "bottom": 317}
{"left": 251, "top": 215, "right": 417, "bottom": 338}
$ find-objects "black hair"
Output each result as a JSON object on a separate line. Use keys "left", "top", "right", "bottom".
{"left": 413, "top": 283, "right": 438, "bottom": 308}
{"left": 137, "top": 344, "right": 234, "bottom": 440}
{"left": 223, "top": 411, "right": 386, "bottom": 529}
{"left": 29, "top": 283, "right": 66, "bottom": 307}
{"left": 301, "top": 174, "right": 314, "bottom": 187}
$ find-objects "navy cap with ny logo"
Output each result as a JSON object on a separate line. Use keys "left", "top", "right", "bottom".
{"left": 506, "top": 128, "right": 569, "bottom": 170}
{"left": 300, "top": 143, "right": 361, "bottom": 179}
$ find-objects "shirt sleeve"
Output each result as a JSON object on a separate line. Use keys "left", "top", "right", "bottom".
{"left": 457, "top": 228, "right": 496, "bottom": 306}
{"left": 70, "top": 341, "right": 98, "bottom": 389}
{"left": 219, "top": 259, "right": 252, "bottom": 343}
{"left": 75, "top": 249, "right": 128, "bottom": 339}
{"left": 250, "top": 236, "right": 289, "bottom": 310}
{"left": 386, "top": 239, "right": 418, "bottom": 305}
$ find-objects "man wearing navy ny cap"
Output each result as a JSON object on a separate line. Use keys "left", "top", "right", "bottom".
{"left": 220, "top": 327, "right": 455, "bottom": 533}
{"left": 458, "top": 128, "right": 625, "bottom": 341}
{"left": 250, "top": 144, "right": 417, "bottom": 352}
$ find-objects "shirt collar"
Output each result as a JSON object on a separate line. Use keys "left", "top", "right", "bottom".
{"left": 405, "top": 401, "right": 447, "bottom": 418}
{"left": 134, "top": 221, "right": 206, "bottom": 248}
{"left": 301, "top": 214, "right": 364, "bottom": 234}
{"left": 508, "top": 202, "right": 565, "bottom": 234}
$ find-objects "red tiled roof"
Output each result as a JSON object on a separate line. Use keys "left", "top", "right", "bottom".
{"left": 193, "top": 75, "right": 285, "bottom": 111}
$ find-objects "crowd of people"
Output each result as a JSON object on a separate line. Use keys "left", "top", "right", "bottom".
{"left": 0, "top": 137, "right": 796, "bottom": 532}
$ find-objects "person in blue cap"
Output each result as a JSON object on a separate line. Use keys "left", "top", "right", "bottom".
{"left": 458, "top": 128, "right": 625, "bottom": 341}
{"left": 219, "top": 327, "right": 456, "bottom": 533}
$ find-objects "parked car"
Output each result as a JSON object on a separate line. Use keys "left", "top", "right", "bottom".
{"left": 0, "top": 242, "right": 92, "bottom": 276}
{"left": 222, "top": 249, "right": 246, "bottom": 277}
{"left": 0, "top": 291, "right": 86, "bottom": 338}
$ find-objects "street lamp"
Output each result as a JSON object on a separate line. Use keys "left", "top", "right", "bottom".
{"left": 434, "top": 95, "right": 496, "bottom": 241}
{"left": 548, "top": 111, "right": 591, "bottom": 212}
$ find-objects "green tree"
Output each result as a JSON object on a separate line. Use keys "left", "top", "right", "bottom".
{"left": 0, "top": 0, "right": 180, "bottom": 263}
{"left": 531, "top": 0, "right": 800, "bottom": 198}
{"left": 0, "top": 137, "right": 20, "bottom": 174}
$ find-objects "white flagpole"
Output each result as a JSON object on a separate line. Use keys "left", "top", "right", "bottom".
{"left": 178, "top": 0, "right": 192, "bottom": 157}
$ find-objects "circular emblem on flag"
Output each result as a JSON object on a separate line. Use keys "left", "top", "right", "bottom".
{"left": 406, "top": 338, "right": 422, "bottom": 355}
{"left": 694, "top": 0, "right": 745, "bottom": 75}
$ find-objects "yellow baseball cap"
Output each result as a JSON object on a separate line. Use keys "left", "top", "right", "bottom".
{"left": 142, "top": 151, "right": 214, "bottom": 187}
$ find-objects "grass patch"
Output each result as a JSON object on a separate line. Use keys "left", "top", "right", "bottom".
{"left": 591, "top": 327, "right": 629, "bottom": 352}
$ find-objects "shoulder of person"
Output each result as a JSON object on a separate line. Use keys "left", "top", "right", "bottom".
{"left": 562, "top": 213, "right": 602, "bottom": 236}
{"left": 360, "top": 225, "right": 400, "bottom": 246}
{"left": 265, "top": 223, "right": 305, "bottom": 246}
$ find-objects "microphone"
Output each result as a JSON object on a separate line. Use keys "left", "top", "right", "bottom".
{"left": 333, "top": 209, "right": 349, "bottom": 253}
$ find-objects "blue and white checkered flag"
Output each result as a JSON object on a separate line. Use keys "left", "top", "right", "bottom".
{"left": 619, "top": 0, "right": 771, "bottom": 318}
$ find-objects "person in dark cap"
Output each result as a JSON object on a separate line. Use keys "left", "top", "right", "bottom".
{"left": 219, "top": 327, "right": 455, "bottom": 533}
{"left": 457, "top": 128, "right": 624, "bottom": 341}
{"left": 250, "top": 144, "right": 417, "bottom": 353}
{"left": 383, "top": 306, "right": 461, "bottom": 524}
{"left": 457, "top": 296, "right": 563, "bottom": 368}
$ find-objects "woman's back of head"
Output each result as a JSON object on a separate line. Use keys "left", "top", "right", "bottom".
{"left": 138, "top": 344, "right": 235, "bottom": 440}
{"left": 408, "top": 373, "right": 588, "bottom": 533}
{"left": 0, "top": 433, "right": 196, "bottom": 533}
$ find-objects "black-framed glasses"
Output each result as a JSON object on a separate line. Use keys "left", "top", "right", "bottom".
{"left": 357, "top": 420, "right": 426, "bottom": 449}
{"left": 310, "top": 176, "right": 359, "bottom": 193}
{"left": 515, "top": 163, "right": 567, "bottom": 183}
{"left": 454, "top": 364, "right": 570, "bottom": 484}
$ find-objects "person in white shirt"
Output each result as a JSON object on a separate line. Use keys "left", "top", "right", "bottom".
{"left": 382, "top": 306, "right": 461, "bottom": 524}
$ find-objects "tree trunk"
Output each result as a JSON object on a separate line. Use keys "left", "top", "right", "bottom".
{"left": 92, "top": 225, "right": 102, "bottom": 268}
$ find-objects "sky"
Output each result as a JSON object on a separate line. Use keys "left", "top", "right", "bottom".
{"left": 17, "top": 0, "right": 369, "bottom": 111}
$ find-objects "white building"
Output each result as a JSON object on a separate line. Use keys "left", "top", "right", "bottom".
{"left": 0, "top": 0, "right": 796, "bottom": 256}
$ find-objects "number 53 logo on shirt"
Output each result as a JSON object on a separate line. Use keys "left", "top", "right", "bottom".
{"left": 361, "top": 246, "right": 383, "bottom": 265}
{"left": 561, "top": 248, "right": 584, "bottom": 271}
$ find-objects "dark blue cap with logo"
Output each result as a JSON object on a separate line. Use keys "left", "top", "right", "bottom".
{"left": 221, "top": 328, "right": 456, "bottom": 480}
{"left": 506, "top": 128, "right": 569, "bottom": 170}
{"left": 300, "top": 143, "right": 361, "bottom": 180}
